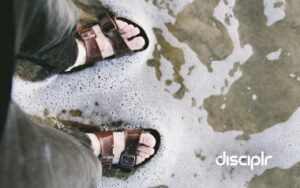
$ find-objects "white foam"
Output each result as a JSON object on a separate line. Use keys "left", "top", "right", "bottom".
{"left": 266, "top": 48, "right": 283, "bottom": 61}
{"left": 263, "top": 0, "right": 286, "bottom": 26}
{"left": 221, "top": 103, "right": 226, "bottom": 109}
{"left": 252, "top": 94, "right": 257, "bottom": 101}
{"left": 289, "top": 73, "right": 296, "bottom": 78}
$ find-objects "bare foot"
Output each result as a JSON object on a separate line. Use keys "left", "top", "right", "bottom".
{"left": 135, "top": 132, "right": 156, "bottom": 165}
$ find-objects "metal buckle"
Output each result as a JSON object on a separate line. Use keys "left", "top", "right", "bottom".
{"left": 80, "top": 29, "right": 96, "bottom": 40}
{"left": 119, "top": 153, "right": 135, "bottom": 169}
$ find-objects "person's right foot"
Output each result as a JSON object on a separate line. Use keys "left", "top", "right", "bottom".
{"left": 87, "top": 129, "right": 159, "bottom": 171}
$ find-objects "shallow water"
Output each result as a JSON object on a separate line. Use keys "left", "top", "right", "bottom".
{"left": 12, "top": 0, "right": 300, "bottom": 187}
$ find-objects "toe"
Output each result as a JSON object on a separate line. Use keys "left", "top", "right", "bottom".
{"left": 120, "top": 24, "right": 134, "bottom": 34}
{"left": 115, "top": 20, "right": 128, "bottom": 31}
{"left": 136, "top": 150, "right": 151, "bottom": 158}
{"left": 137, "top": 145, "right": 155, "bottom": 155}
{"left": 122, "top": 27, "right": 140, "bottom": 39}
{"left": 139, "top": 132, "right": 156, "bottom": 147}
{"left": 126, "top": 36, "right": 146, "bottom": 51}
{"left": 136, "top": 156, "right": 145, "bottom": 165}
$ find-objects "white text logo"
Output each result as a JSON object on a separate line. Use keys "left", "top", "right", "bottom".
{"left": 216, "top": 151, "right": 272, "bottom": 170}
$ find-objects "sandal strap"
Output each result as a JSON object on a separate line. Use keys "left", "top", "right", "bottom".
{"left": 78, "top": 28, "right": 103, "bottom": 64}
{"left": 119, "top": 130, "right": 142, "bottom": 171}
{"left": 76, "top": 13, "right": 131, "bottom": 66}
{"left": 97, "top": 13, "right": 131, "bottom": 57}
{"left": 94, "top": 131, "right": 114, "bottom": 165}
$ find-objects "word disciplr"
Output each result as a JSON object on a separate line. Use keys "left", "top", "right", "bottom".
{"left": 216, "top": 151, "right": 272, "bottom": 170}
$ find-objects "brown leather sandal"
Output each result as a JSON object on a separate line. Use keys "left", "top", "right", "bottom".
{"left": 76, "top": 12, "right": 149, "bottom": 65}
{"left": 94, "top": 128, "right": 160, "bottom": 172}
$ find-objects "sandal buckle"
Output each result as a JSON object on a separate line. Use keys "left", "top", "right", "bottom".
{"left": 119, "top": 153, "right": 135, "bottom": 170}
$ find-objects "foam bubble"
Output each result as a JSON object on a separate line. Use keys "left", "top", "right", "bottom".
{"left": 266, "top": 48, "right": 283, "bottom": 61}
{"left": 263, "top": 0, "right": 286, "bottom": 26}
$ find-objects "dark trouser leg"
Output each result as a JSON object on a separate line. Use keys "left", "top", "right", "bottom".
{"left": 0, "top": 103, "right": 102, "bottom": 188}
{"left": 14, "top": 0, "right": 79, "bottom": 73}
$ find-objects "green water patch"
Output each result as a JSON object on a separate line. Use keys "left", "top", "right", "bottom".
{"left": 73, "top": 0, "right": 112, "bottom": 24}
{"left": 195, "top": 151, "right": 206, "bottom": 161}
{"left": 191, "top": 97, "right": 197, "bottom": 107}
{"left": 15, "top": 59, "right": 54, "bottom": 81}
{"left": 43, "top": 108, "right": 49, "bottom": 116}
{"left": 166, "top": 0, "right": 233, "bottom": 72}
{"left": 247, "top": 162, "right": 300, "bottom": 188}
{"left": 145, "top": 0, "right": 175, "bottom": 17}
{"left": 148, "top": 185, "right": 169, "bottom": 188}
{"left": 274, "top": 2, "right": 284, "bottom": 8}
{"left": 203, "top": 0, "right": 300, "bottom": 136}
{"left": 228, "top": 62, "right": 240, "bottom": 77}
{"left": 147, "top": 28, "right": 188, "bottom": 99}
{"left": 188, "top": 65, "right": 196, "bottom": 76}
{"left": 102, "top": 166, "right": 133, "bottom": 180}
{"left": 69, "top": 109, "right": 83, "bottom": 117}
